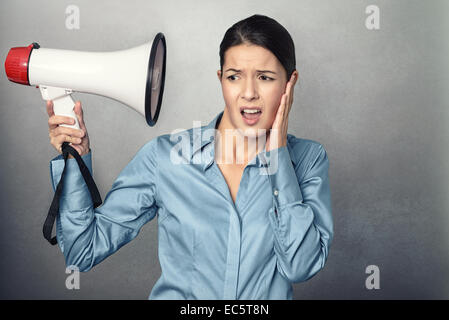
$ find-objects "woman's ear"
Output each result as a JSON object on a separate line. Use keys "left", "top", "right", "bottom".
{"left": 292, "top": 70, "right": 299, "bottom": 85}
{"left": 217, "top": 70, "right": 222, "bottom": 82}
{"left": 284, "top": 70, "right": 299, "bottom": 92}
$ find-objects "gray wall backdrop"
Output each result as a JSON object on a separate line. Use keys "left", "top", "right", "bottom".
{"left": 1, "top": 0, "right": 448, "bottom": 299}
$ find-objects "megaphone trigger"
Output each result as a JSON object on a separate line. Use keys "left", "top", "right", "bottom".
{"left": 39, "top": 85, "right": 80, "bottom": 129}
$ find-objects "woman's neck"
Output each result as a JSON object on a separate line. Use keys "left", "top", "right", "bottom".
{"left": 215, "top": 108, "right": 267, "bottom": 166}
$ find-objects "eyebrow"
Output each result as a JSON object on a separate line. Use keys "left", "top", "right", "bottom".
{"left": 224, "top": 68, "right": 277, "bottom": 74}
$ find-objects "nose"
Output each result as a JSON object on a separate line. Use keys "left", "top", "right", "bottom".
{"left": 241, "top": 78, "right": 259, "bottom": 101}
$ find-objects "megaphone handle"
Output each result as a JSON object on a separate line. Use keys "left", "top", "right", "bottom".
{"left": 53, "top": 94, "right": 80, "bottom": 130}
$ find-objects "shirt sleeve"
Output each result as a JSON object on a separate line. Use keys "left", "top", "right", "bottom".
{"left": 262, "top": 144, "right": 333, "bottom": 283}
{"left": 49, "top": 138, "right": 159, "bottom": 272}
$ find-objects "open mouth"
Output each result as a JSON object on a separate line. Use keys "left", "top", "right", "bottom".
{"left": 240, "top": 107, "right": 262, "bottom": 125}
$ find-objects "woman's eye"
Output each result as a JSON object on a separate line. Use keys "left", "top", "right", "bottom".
{"left": 226, "top": 75, "right": 274, "bottom": 81}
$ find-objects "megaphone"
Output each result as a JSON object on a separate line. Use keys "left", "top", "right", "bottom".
{"left": 4, "top": 33, "right": 167, "bottom": 246}
{"left": 4, "top": 32, "right": 166, "bottom": 129}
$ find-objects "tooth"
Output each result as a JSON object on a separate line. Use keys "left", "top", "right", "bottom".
{"left": 244, "top": 109, "right": 260, "bottom": 114}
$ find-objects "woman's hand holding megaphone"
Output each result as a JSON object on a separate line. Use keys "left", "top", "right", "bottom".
{"left": 47, "top": 100, "right": 90, "bottom": 158}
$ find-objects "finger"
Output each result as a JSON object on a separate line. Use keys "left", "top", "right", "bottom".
{"left": 55, "top": 134, "right": 82, "bottom": 146}
{"left": 288, "top": 85, "right": 294, "bottom": 113}
{"left": 290, "top": 71, "right": 298, "bottom": 86}
{"left": 48, "top": 115, "right": 76, "bottom": 129}
{"left": 46, "top": 100, "right": 54, "bottom": 117}
{"left": 282, "top": 92, "right": 288, "bottom": 111}
{"left": 287, "top": 73, "right": 297, "bottom": 108}
{"left": 54, "top": 125, "right": 85, "bottom": 139}
{"left": 287, "top": 79, "right": 294, "bottom": 105}
{"left": 280, "top": 93, "right": 287, "bottom": 113}
{"left": 281, "top": 95, "right": 287, "bottom": 120}
{"left": 73, "top": 101, "right": 87, "bottom": 130}
{"left": 69, "top": 143, "right": 84, "bottom": 155}
{"left": 284, "top": 82, "right": 294, "bottom": 117}
{"left": 73, "top": 101, "right": 82, "bottom": 120}
{"left": 275, "top": 94, "right": 287, "bottom": 127}
{"left": 291, "top": 73, "right": 297, "bottom": 101}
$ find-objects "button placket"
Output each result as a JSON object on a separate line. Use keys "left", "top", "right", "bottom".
{"left": 223, "top": 204, "right": 241, "bottom": 299}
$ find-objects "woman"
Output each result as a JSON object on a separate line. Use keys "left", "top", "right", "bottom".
{"left": 47, "top": 14, "right": 333, "bottom": 300}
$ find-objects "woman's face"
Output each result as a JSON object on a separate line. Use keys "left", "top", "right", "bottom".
{"left": 217, "top": 43, "right": 288, "bottom": 137}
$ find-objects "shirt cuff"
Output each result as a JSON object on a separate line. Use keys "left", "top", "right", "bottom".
{"left": 49, "top": 151, "right": 93, "bottom": 211}
{"left": 259, "top": 146, "right": 303, "bottom": 208}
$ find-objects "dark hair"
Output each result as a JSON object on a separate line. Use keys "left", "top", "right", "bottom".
{"left": 219, "top": 14, "right": 296, "bottom": 81}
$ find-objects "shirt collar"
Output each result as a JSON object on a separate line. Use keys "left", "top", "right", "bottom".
{"left": 190, "top": 111, "right": 223, "bottom": 158}
{"left": 190, "top": 111, "right": 298, "bottom": 170}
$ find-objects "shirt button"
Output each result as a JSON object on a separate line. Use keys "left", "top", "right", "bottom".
{"left": 273, "top": 189, "right": 279, "bottom": 196}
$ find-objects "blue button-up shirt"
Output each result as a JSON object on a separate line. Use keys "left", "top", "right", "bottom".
{"left": 50, "top": 111, "right": 333, "bottom": 299}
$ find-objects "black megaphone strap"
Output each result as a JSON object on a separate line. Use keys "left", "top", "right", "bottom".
{"left": 43, "top": 142, "right": 102, "bottom": 245}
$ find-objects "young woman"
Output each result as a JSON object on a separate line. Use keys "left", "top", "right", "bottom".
{"left": 47, "top": 14, "right": 333, "bottom": 300}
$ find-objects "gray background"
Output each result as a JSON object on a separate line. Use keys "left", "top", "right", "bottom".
{"left": 1, "top": 0, "right": 448, "bottom": 299}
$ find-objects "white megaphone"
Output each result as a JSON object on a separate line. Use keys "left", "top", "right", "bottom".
{"left": 4, "top": 33, "right": 166, "bottom": 129}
